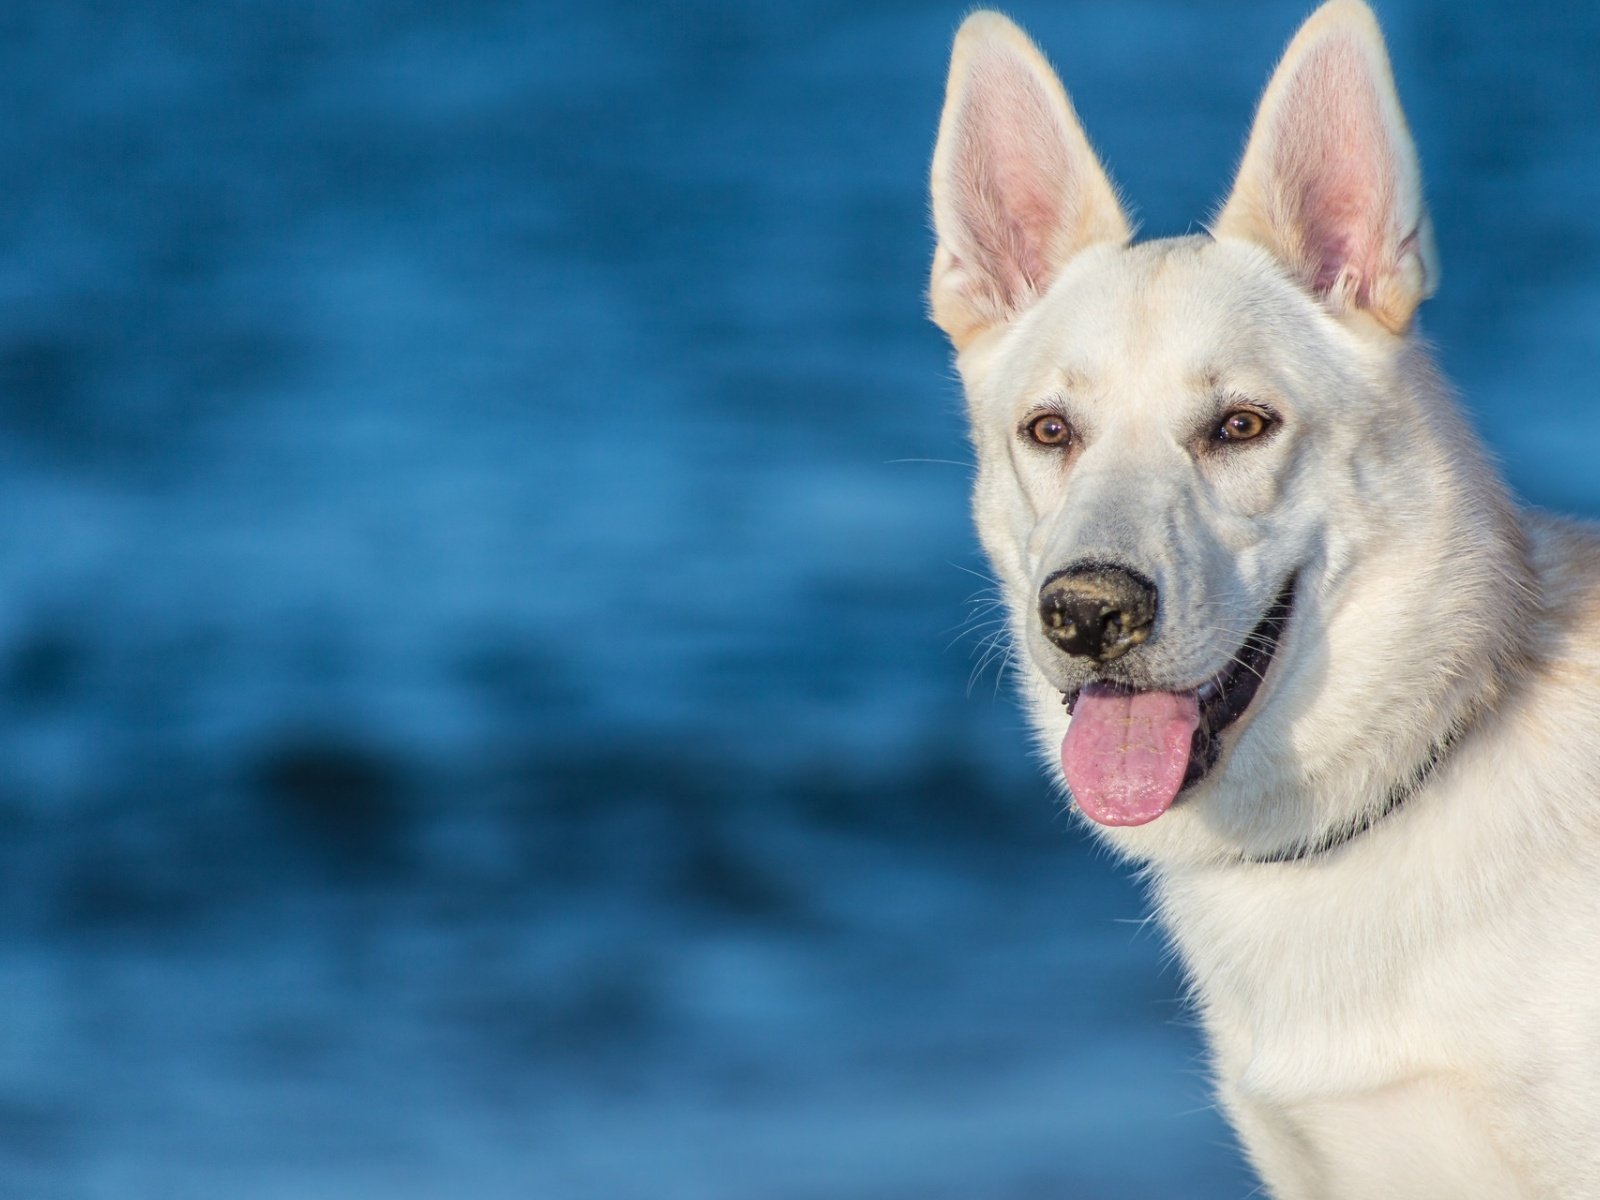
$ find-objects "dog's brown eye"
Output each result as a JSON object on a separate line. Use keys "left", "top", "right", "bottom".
{"left": 1027, "top": 413, "right": 1072, "bottom": 446}
{"left": 1217, "top": 408, "right": 1271, "bottom": 442}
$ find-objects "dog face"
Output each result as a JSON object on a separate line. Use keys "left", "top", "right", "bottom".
{"left": 971, "top": 235, "right": 1344, "bottom": 700}
{"left": 929, "top": 3, "right": 1520, "bottom": 862}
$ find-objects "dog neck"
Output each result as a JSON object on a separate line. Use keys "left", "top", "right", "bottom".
{"left": 1244, "top": 726, "right": 1463, "bottom": 866}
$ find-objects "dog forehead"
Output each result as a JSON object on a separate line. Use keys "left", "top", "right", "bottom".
{"left": 999, "top": 236, "right": 1305, "bottom": 398}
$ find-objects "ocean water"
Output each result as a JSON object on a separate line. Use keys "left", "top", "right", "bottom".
{"left": 0, "top": 1, "right": 1596, "bottom": 1196}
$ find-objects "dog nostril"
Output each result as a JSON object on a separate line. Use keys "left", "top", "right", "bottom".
{"left": 1105, "top": 610, "right": 1151, "bottom": 646}
{"left": 1038, "top": 565, "right": 1158, "bottom": 663}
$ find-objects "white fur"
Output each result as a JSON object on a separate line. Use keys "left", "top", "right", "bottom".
{"left": 928, "top": 3, "right": 1600, "bottom": 1196}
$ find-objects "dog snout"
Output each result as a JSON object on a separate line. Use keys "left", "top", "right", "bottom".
{"left": 1038, "top": 564, "right": 1158, "bottom": 663}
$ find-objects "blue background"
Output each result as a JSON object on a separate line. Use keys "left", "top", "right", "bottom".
{"left": 2, "top": 2, "right": 1597, "bottom": 1196}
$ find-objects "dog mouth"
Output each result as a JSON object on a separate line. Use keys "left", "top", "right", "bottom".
{"left": 1058, "top": 576, "right": 1297, "bottom": 827}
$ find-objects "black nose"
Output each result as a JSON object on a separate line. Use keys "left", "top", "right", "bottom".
{"left": 1038, "top": 564, "right": 1158, "bottom": 663}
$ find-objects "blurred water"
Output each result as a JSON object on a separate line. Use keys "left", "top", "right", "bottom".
{"left": 0, "top": 1, "right": 1595, "bottom": 1196}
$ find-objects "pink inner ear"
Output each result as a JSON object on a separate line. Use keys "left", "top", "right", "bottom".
{"left": 1270, "top": 36, "right": 1395, "bottom": 305}
{"left": 949, "top": 55, "right": 1070, "bottom": 311}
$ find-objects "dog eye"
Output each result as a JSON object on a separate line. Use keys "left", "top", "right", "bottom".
{"left": 1216, "top": 408, "right": 1273, "bottom": 443}
{"left": 1026, "top": 413, "right": 1073, "bottom": 447}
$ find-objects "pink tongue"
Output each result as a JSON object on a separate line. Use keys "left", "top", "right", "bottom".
{"left": 1061, "top": 684, "right": 1200, "bottom": 826}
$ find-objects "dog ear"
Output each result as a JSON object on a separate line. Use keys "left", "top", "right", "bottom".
{"left": 929, "top": 12, "right": 1130, "bottom": 350}
{"left": 1213, "top": 0, "right": 1437, "bottom": 333}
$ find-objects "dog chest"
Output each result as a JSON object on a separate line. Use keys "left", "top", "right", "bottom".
{"left": 1223, "top": 1071, "right": 1534, "bottom": 1200}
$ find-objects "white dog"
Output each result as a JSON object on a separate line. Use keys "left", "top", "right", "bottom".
{"left": 928, "top": 3, "right": 1600, "bottom": 1196}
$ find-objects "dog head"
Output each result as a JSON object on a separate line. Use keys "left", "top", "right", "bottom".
{"left": 930, "top": 2, "right": 1528, "bottom": 863}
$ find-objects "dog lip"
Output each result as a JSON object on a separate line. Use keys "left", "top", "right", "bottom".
{"left": 1183, "top": 574, "right": 1298, "bottom": 787}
